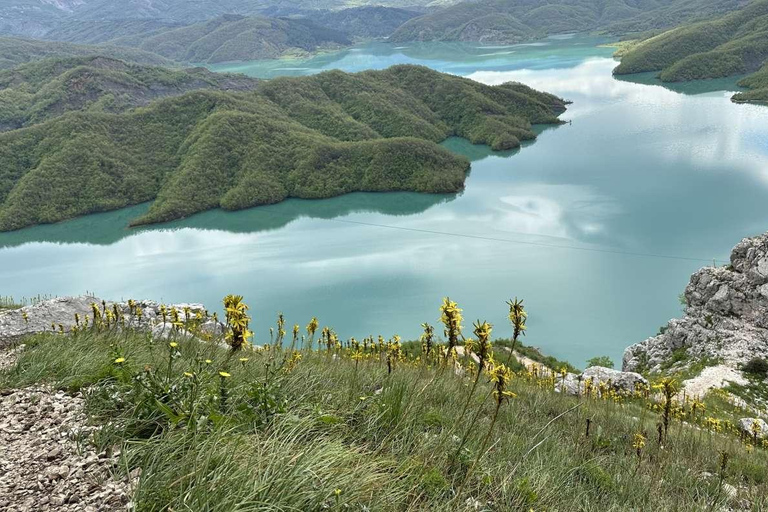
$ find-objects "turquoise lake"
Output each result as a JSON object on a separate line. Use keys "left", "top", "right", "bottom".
{"left": 2, "top": 35, "right": 768, "bottom": 367}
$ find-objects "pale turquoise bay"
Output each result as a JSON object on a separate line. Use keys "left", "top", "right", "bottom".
{"left": 2, "top": 35, "right": 768, "bottom": 367}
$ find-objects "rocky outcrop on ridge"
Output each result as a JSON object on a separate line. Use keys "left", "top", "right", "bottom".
{"left": 0, "top": 295, "right": 222, "bottom": 348}
{"left": 623, "top": 233, "right": 768, "bottom": 373}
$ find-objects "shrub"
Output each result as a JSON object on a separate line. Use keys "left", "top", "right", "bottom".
{"left": 742, "top": 357, "right": 768, "bottom": 378}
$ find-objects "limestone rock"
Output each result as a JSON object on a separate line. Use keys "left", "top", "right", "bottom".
{"left": 738, "top": 418, "right": 768, "bottom": 439}
{"left": 624, "top": 233, "right": 768, "bottom": 373}
{"left": 581, "top": 366, "right": 648, "bottom": 392}
{"left": 0, "top": 296, "right": 221, "bottom": 348}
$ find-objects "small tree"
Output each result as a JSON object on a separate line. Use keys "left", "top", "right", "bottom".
{"left": 586, "top": 355, "right": 615, "bottom": 369}
{"left": 742, "top": 357, "right": 768, "bottom": 378}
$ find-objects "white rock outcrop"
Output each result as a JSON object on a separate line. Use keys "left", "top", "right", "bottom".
{"left": 624, "top": 233, "right": 768, "bottom": 373}
{"left": 0, "top": 296, "right": 222, "bottom": 348}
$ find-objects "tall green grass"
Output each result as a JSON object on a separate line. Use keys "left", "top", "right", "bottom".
{"left": 2, "top": 323, "right": 767, "bottom": 511}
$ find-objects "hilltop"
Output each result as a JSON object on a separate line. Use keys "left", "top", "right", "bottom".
{"left": 613, "top": 0, "right": 768, "bottom": 103}
{"left": 0, "top": 56, "right": 259, "bottom": 131}
{"left": 0, "top": 36, "right": 174, "bottom": 70}
{"left": 0, "top": 62, "right": 566, "bottom": 231}
{"left": 388, "top": 0, "right": 741, "bottom": 44}
{"left": 87, "top": 15, "right": 353, "bottom": 64}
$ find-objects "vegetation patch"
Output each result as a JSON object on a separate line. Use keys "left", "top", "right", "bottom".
{"left": 2, "top": 294, "right": 768, "bottom": 510}
{"left": 0, "top": 62, "right": 566, "bottom": 231}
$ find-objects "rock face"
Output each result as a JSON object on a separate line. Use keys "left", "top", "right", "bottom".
{"left": 0, "top": 296, "right": 222, "bottom": 348}
{"left": 624, "top": 233, "right": 768, "bottom": 373}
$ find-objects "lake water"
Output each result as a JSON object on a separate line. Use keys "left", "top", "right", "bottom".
{"left": 3, "top": 35, "right": 768, "bottom": 367}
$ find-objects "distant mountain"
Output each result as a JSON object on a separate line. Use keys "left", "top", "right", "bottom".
{"left": 310, "top": 6, "right": 421, "bottom": 39}
{"left": 0, "top": 0, "right": 458, "bottom": 39}
{"left": 0, "top": 56, "right": 258, "bottom": 131}
{"left": 613, "top": 0, "right": 768, "bottom": 103}
{"left": 42, "top": 19, "right": 186, "bottom": 45}
{"left": 388, "top": 0, "right": 744, "bottom": 43}
{"left": 0, "top": 36, "right": 173, "bottom": 70}
{"left": 104, "top": 15, "right": 351, "bottom": 63}
{"left": 0, "top": 62, "right": 566, "bottom": 231}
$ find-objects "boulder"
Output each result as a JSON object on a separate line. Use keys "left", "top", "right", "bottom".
{"left": 581, "top": 366, "right": 648, "bottom": 392}
{"left": 738, "top": 418, "right": 768, "bottom": 439}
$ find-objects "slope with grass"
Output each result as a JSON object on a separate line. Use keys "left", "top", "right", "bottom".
{"left": 388, "top": 0, "right": 741, "bottom": 43}
{"left": 0, "top": 63, "right": 566, "bottom": 231}
{"left": 613, "top": 0, "right": 768, "bottom": 85}
{"left": 0, "top": 36, "right": 173, "bottom": 71}
{"left": 0, "top": 56, "right": 259, "bottom": 131}
{"left": 1, "top": 294, "right": 767, "bottom": 510}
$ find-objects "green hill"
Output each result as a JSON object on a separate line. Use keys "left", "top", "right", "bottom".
{"left": 310, "top": 6, "right": 421, "bottom": 39}
{"left": 613, "top": 0, "right": 768, "bottom": 103}
{"left": 614, "top": 0, "right": 768, "bottom": 77}
{"left": 42, "top": 19, "right": 187, "bottom": 46}
{"left": 388, "top": 0, "right": 741, "bottom": 43}
{"left": 0, "top": 56, "right": 259, "bottom": 131}
{"left": 0, "top": 36, "right": 173, "bottom": 70}
{"left": 103, "top": 15, "right": 352, "bottom": 64}
{"left": 733, "top": 63, "right": 768, "bottom": 103}
{"left": 0, "top": 62, "right": 566, "bottom": 231}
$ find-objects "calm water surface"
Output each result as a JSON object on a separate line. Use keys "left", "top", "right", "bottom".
{"left": 3, "top": 35, "right": 768, "bottom": 366}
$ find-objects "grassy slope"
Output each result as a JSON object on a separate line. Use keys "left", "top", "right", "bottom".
{"left": 388, "top": 0, "right": 738, "bottom": 43}
{"left": 614, "top": 0, "right": 768, "bottom": 85}
{"left": 1, "top": 320, "right": 766, "bottom": 510}
{"left": 0, "top": 56, "right": 259, "bottom": 130}
{"left": 0, "top": 63, "right": 566, "bottom": 231}
{"left": 0, "top": 36, "right": 173, "bottom": 71}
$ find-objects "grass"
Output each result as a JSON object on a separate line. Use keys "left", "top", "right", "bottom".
{"left": 2, "top": 304, "right": 768, "bottom": 511}
{"left": 0, "top": 294, "right": 54, "bottom": 310}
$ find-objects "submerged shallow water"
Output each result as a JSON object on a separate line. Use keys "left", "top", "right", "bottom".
{"left": 3, "top": 35, "right": 768, "bottom": 366}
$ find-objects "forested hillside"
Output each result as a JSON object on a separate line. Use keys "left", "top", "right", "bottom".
{"left": 310, "top": 6, "right": 421, "bottom": 39}
{"left": 97, "top": 15, "right": 351, "bottom": 63}
{"left": 0, "top": 0, "right": 458, "bottom": 40}
{"left": 388, "top": 0, "right": 742, "bottom": 43}
{"left": 43, "top": 19, "right": 187, "bottom": 46}
{"left": 0, "top": 63, "right": 566, "bottom": 231}
{"left": 614, "top": 0, "right": 768, "bottom": 103}
{"left": 0, "top": 57, "right": 259, "bottom": 131}
{"left": 0, "top": 37, "right": 173, "bottom": 70}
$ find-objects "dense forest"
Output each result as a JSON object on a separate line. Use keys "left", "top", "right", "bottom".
{"left": 95, "top": 15, "right": 352, "bottom": 64}
{"left": 0, "top": 37, "right": 174, "bottom": 70}
{"left": 0, "top": 56, "right": 259, "bottom": 131}
{"left": 614, "top": 0, "right": 768, "bottom": 103}
{"left": 388, "top": 0, "right": 741, "bottom": 44}
{"left": 0, "top": 62, "right": 566, "bottom": 231}
{"left": 0, "top": 0, "right": 452, "bottom": 40}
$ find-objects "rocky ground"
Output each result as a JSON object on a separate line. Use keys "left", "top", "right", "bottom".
{"left": 0, "top": 342, "right": 133, "bottom": 511}
{"left": 0, "top": 296, "right": 217, "bottom": 511}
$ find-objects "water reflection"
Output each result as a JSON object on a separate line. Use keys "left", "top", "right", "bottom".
{"left": 3, "top": 38, "right": 768, "bottom": 367}
{"left": 0, "top": 190, "right": 457, "bottom": 249}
